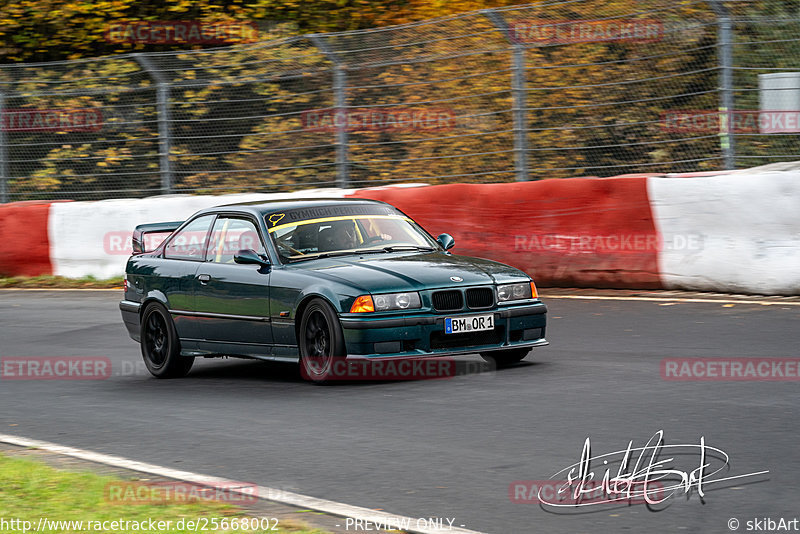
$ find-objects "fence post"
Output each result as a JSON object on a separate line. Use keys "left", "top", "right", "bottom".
{"left": 484, "top": 9, "right": 529, "bottom": 181}
{"left": 134, "top": 53, "right": 173, "bottom": 194}
{"left": 0, "top": 92, "right": 7, "bottom": 203}
{"left": 709, "top": 0, "right": 736, "bottom": 170}
{"left": 310, "top": 34, "right": 349, "bottom": 188}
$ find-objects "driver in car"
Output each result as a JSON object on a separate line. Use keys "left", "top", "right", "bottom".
{"left": 318, "top": 220, "right": 358, "bottom": 252}
{"left": 318, "top": 219, "right": 393, "bottom": 252}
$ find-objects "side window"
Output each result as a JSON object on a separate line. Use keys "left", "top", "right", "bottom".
{"left": 163, "top": 215, "right": 214, "bottom": 261}
{"left": 206, "top": 217, "right": 265, "bottom": 264}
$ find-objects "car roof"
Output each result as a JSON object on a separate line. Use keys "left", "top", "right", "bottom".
{"left": 196, "top": 197, "right": 393, "bottom": 217}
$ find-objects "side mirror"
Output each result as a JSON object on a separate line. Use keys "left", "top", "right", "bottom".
{"left": 437, "top": 233, "right": 455, "bottom": 251}
{"left": 234, "top": 249, "right": 271, "bottom": 268}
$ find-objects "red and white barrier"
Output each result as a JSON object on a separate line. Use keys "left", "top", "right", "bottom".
{"left": 1, "top": 170, "right": 798, "bottom": 294}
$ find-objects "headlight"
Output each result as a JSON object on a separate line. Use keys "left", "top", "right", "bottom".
{"left": 350, "top": 292, "right": 422, "bottom": 312}
{"left": 373, "top": 291, "right": 421, "bottom": 311}
{"left": 497, "top": 282, "right": 533, "bottom": 302}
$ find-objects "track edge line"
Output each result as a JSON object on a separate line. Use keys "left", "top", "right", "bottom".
{"left": 0, "top": 433, "right": 484, "bottom": 534}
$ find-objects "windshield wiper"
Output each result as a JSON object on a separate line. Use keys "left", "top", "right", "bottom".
{"left": 382, "top": 245, "right": 436, "bottom": 252}
{"left": 355, "top": 245, "right": 436, "bottom": 253}
{"left": 354, "top": 247, "right": 394, "bottom": 254}
{"left": 290, "top": 245, "right": 436, "bottom": 262}
{"left": 289, "top": 250, "right": 361, "bottom": 262}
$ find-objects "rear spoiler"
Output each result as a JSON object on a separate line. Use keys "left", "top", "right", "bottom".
{"left": 132, "top": 221, "right": 183, "bottom": 254}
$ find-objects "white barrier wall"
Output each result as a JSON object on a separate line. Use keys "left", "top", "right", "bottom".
{"left": 48, "top": 190, "right": 351, "bottom": 279}
{"left": 648, "top": 171, "right": 800, "bottom": 295}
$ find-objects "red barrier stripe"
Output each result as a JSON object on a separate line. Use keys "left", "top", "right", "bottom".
{"left": 349, "top": 179, "right": 662, "bottom": 288}
{"left": 0, "top": 201, "right": 53, "bottom": 276}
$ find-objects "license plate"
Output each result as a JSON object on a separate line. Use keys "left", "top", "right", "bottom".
{"left": 445, "top": 314, "right": 494, "bottom": 334}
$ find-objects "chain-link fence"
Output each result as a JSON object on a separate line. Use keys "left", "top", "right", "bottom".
{"left": 1, "top": 0, "right": 799, "bottom": 202}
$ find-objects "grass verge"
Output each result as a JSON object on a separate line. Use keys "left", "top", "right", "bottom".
{"left": 0, "top": 453, "right": 326, "bottom": 533}
{"left": 0, "top": 275, "right": 123, "bottom": 289}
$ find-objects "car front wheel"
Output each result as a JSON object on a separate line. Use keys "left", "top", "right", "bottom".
{"left": 141, "top": 302, "right": 194, "bottom": 378}
{"left": 299, "top": 298, "right": 346, "bottom": 383}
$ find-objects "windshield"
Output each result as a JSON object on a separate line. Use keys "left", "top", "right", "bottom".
{"left": 266, "top": 209, "right": 439, "bottom": 262}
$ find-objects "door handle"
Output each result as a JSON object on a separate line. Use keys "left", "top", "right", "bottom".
{"left": 197, "top": 274, "right": 211, "bottom": 284}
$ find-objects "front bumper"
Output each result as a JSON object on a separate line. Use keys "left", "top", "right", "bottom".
{"left": 339, "top": 301, "right": 548, "bottom": 359}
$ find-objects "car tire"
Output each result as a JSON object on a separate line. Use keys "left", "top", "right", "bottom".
{"left": 299, "top": 298, "right": 346, "bottom": 383}
{"left": 140, "top": 302, "right": 194, "bottom": 379}
{"left": 480, "top": 348, "right": 530, "bottom": 368}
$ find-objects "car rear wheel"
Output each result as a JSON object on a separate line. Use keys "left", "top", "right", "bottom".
{"left": 141, "top": 302, "right": 194, "bottom": 378}
{"left": 480, "top": 348, "right": 530, "bottom": 368}
{"left": 299, "top": 298, "right": 345, "bottom": 383}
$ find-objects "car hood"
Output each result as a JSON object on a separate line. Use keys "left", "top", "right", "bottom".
{"left": 296, "top": 251, "right": 529, "bottom": 293}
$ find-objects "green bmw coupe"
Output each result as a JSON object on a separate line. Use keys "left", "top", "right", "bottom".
{"left": 119, "top": 198, "right": 548, "bottom": 381}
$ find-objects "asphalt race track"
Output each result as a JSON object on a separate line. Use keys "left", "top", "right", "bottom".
{"left": 1, "top": 289, "right": 798, "bottom": 533}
